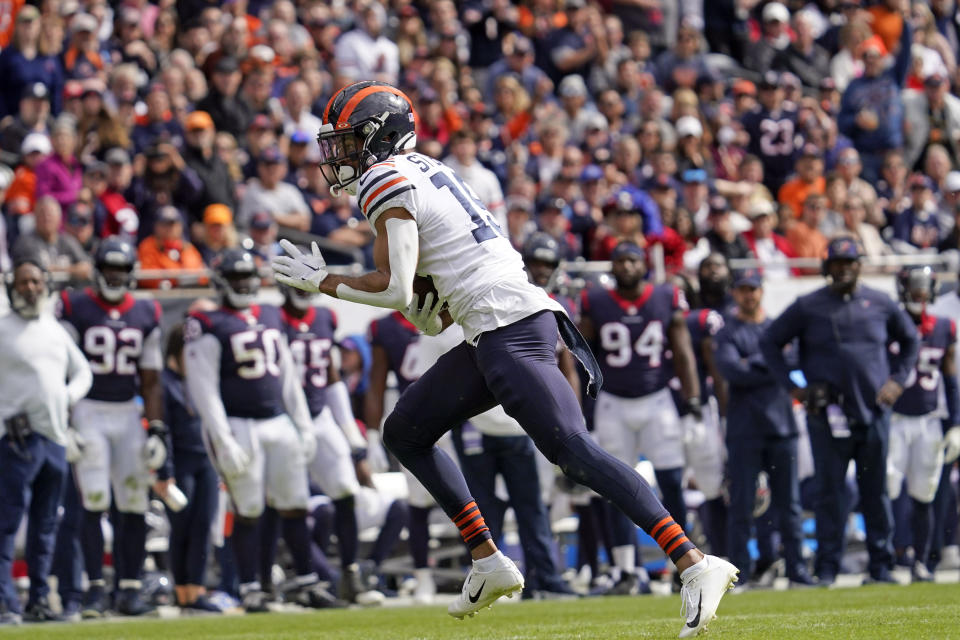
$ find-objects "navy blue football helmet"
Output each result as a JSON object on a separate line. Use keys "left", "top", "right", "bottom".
{"left": 94, "top": 236, "right": 137, "bottom": 302}
{"left": 212, "top": 248, "right": 260, "bottom": 309}
{"left": 897, "top": 265, "right": 937, "bottom": 315}
{"left": 317, "top": 81, "right": 417, "bottom": 196}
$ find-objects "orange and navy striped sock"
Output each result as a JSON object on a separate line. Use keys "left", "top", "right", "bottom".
{"left": 649, "top": 515, "right": 695, "bottom": 563}
{"left": 452, "top": 500, "right": 491, "bottom": 550}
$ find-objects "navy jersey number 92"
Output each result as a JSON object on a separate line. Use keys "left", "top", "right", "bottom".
{"left": 59, "top": 288, "right": 162, "bottom": 402}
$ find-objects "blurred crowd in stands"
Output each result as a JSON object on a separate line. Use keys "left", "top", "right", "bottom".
{"left": 2, "top": 0, "right": 960, "bottom": 287}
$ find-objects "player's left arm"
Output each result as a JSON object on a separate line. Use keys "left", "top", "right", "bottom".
{"left": 942, "top": 339, "right": 960, "bottom": 426}
{"left": 139, "top": 325, "right": 164, "bottom": 424}
{"left": 325, "top": 359, "right": 368, "bottom": 455}
{"left": 668, "top": 311, "right": 701, "bottom": 405}
{"left": 701, "top": 335, "right": 728, "bottom": 418}
{"left": 275, "top": 208, "right": 419, "bottom": 311}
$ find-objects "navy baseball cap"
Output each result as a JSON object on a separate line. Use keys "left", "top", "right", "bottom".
{"left": 250, "top": 211, "right": 274, "bottom": 229}
{"left": 259, "top": 146, "right": 286, "bottom": 164}
{"left": 733, "top": 269, "right": 763, "bottom": 288}
{"left": 580, "top": 164, "right": 604, "bottom": 182}
{"left": 290, "top": 130, "right": 311, "bottom": 145}
{"left": 611, "top": 242, "right": 645, "bottom": 261}
{"left": 826, "top": 236, "right": 862, "bottom": 261}
{"left": 909, "top": 174, "right": 935, "bottom": 191}
{"left": 22, "top": 82, "right": 49, "bottom": 101}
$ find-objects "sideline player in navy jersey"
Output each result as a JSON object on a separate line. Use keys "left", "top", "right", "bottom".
{"left": 741, "top": 72, "right": 799, "bottom": 194}
{"left": 58, "top": 237, "right": 165, "bottom": 618}
{"left": 278, "top": 283, "right": 383, "bottom": 604}
{"left": 579, "top": 241, "right": 702, "bottom": 594}
{"left": 889, "top": 266, "right": 960, "bottom": 581}
{"left": 274, "top": 81, "right": 737, "bottom": 635}
{"left": 183, "top": 249, "right": 339, "bottom": 612}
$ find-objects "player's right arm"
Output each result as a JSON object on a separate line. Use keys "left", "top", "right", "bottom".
{"left": 668, "top": 311, "right": 700, "bottom": 404}
{"left": 364, "top": 342, "right": 390, "bottom": 434}
{"left": 274, "top": 207, "right": 419, "bottom": 311}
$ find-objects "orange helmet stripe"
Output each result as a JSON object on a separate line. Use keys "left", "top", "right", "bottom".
{"left": 336, "top": 85, "right": 417, "bottom": 128}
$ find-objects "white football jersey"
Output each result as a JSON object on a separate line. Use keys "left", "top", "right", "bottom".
{"left": 355, "top": 152, "right": 563, "bottom": 343}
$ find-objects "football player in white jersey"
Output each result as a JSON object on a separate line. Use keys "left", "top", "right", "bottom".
{"left": 273, "top": 81, "right": 738, "bottom": 636}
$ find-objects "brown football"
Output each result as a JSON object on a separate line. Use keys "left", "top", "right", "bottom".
{"left": 412, "top": 275, "right": 439, "bottom": 310}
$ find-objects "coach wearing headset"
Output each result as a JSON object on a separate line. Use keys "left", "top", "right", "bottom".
{"left": 760, "top": 237, "right": 919, "bottom": 586}
{"left": 0, "top": 257, "right": 91, "bottom": 624}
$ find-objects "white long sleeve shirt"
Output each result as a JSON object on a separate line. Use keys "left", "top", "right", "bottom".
{"left": 0, "top": 311, "right": 92, "bottom": 446}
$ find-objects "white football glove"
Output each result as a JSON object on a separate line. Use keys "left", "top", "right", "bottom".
{"left": 300, "top": 429, "right": 318, "bottom": 464}
{"left": 142, "top": 434, "right": 167, "bottom": 471}
{"left": 214, "top": 434, "right": 250, "bottom": 478}
{"left": 366, "top": 428, "right": 390, "bottom": 474}
{"left": 65, "top": 429, "right": 86, "bottom": 463}
{"left": 943, "top": 426, "right": 960, "bottom": 464}
{"left": 272, "top": 239, "right": 328, "bottom": 292}
{"left": 403, "top": 292, "right": 443, "bottom": 337}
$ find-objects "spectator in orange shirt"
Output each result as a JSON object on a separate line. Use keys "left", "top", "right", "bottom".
{"left": 137, "top": 205, "right": 205, "bottom": 289}
{"left": 786, "top": 193, "right": 829, "bottom": 270}
{"left": 778, "top": 145, "right": 826, "bottom": 218}
{"left": 5, "top": 132, "right": 49, "bottom": 213}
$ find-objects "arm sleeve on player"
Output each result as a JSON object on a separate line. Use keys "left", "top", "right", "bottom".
{"left": 139, "top": 326, "right": 164, "bottom": 371}
{"left": 944, "top": 366, "right": 960, "bottom": 426}
{"left": 276, "top": 334, "right": 314, "bottom": 434}
{"left": 183, "top": 333, "right": 234, "bottom": 445}
{"left": 326, "top": 380, "right": 366, "bottom": 451}
{"left": 63, "top": 326, "right": 93, "bottom": 406}
{"left": 335, "top": 217, "right": 418, "bottom": 310}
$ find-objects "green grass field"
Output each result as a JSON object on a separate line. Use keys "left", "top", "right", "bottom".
{"left": 4, "top": 583, "right": 960, "bottom": 640}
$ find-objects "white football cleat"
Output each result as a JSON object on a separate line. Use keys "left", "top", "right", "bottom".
{"left": 678, "top": 555, "right": 739, "bottom": 638}
{"left": 448, "top": 556, "right": 524, "bottom": 619}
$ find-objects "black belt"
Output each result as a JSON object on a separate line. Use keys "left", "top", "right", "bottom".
{"left": 555, "top": 311, "right": 604, "bottom": 399}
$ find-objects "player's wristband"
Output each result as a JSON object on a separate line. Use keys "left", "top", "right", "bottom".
{"left": 147, "top": 420, "right": 168, "bottom": 438}
{"left": 351, "top": 448, "right": 368, "bottom": 463}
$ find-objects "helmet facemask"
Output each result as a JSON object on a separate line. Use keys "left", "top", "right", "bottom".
{"left": 96, "top": 264, "right": 134, "bottom": 303}
{"left": 285, "top": 286, "right": 316, "bottom": 311}
{"left": 221, "top": 273, "right": 260, "bottom": 309}
{"left": 317, "top": 118, "right": 381, "bottom": 197}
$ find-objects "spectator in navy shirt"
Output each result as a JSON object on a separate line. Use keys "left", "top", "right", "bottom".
{"left": 837, "top": 23, "right": 912, "bottom": 182}
{"left": 131, "top": 84, "right": 185, "bottom": 154}
{"left": 761, "top": 237, "right": 919, "bottom": 585}
{"left": 715, "top": 269, "right": 812, "bottom": 586}
{"left": 158, "top": 323, "right": 221, "bottom": 612}
{"left": 890, "top": 175, "right": 942, "bottom": 253}
{"left": 0, "top": 6, "right": 64, "bottom": 118}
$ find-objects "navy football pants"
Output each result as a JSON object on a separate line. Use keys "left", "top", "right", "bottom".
{"left": 0, "top": 433, "right": 67, "bottom": 613}
{"left": 384, "top": 311, "right": 691, "bottom": 560}
{"left": 807, "top": 411, "right": 894, "bottom": 578}
{"left": 167, "top": 450, "right": 219, "bottom": 586}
